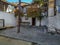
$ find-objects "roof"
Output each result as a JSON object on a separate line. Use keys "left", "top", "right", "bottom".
{"left": 0, "top": 0, "right": 29, "bottom": 7}
{"left": 0, "top": 0, "right": 16, "bottom": 6}
{"left": 12, "top": 2, "right": 30, "bottom": 7}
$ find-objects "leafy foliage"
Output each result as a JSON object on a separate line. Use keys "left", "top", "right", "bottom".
{"left": 27, "top": 7, "right": 40, "bottom": 18}
{"left": 27, "top": 0, "right": 44, "bottom": 18}
{"left": 33, "top": 0, "right": 45, "bottom": 26}
{"left": 34, "top": 0, "right": 44, "bottom": 6}
{"left": 14, "top": 8, "right": 24, "bottom": 17}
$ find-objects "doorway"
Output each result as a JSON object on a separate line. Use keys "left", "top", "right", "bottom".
{"left": 32, "top": 18, "right": 36, "bottom": 26}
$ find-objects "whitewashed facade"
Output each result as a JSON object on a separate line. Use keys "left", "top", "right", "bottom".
{"left": 0, "top": 11, "right": 16, "bottom": 27}
{"left": 20, "top": 5, "right": 48, "bottom": 26}
{"left": 48, "top": 0, "right": 60, "bottom": 32}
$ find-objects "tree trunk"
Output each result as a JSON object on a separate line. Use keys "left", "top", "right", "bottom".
{"left": 40, "top": 17, "right": 41, "bottom": 27}
{"left": 17, "top": 13, "right": 21, "bottom": 33}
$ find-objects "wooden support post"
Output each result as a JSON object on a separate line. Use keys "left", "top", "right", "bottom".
{"left": 17, "top": 13, "right": 20, "bottom": 33}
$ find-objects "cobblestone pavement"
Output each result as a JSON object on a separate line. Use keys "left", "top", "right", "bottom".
{"left": 0, "top": 26, "right": 60, "bottom": 45}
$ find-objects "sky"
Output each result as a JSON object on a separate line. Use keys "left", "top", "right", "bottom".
{"left": 7, "top": 0, "right": 33, "bottom": 3}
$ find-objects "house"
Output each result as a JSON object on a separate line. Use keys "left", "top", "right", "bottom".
{"left": 0, "top": 0, "right": 16, "bottom": 12}
{"left": 0, "top": 0, "right": 8, "bottom": 11}
{"left": 0, "top": 1, "right": 17, "bottom": 28}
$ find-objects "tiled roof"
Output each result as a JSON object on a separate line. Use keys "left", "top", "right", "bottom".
{"left": 1, "top": 0, "right": 29, "bottom": 7}
{"left": 12, "top": 2, "right": 29, "bottom": 7}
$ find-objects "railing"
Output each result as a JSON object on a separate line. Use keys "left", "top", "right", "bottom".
{"left": 0, "top": 19, "right": 5, "bottom": 28}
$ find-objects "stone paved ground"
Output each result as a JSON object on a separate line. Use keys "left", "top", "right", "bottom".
{"left": 0, "top": 26, "right": 60, "bottom": 45}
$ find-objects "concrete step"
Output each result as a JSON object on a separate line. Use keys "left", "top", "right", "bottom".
{"left": 0, "top": 26, "right": 15, "bottom": 30}
{"left": 5, "top": 26, "right": 15, "bottom": 29}
{"left": 0, "top": 27, "right": 6, "bottom": 30}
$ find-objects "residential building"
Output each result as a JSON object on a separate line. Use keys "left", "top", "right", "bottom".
{"left": 0, "top": 1, "right": 17, "bottom": 28}
{"left": 0, "top": 0, "right": 8, "bottom": 11}
{"left": 0, "top": 0, "right": 17, "bottom": 11}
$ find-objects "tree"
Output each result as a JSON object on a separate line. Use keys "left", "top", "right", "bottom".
{"left": 26, "top": 0, "right": 45, "bottom": 26}
{"left": 14, "top": 6, "right": 24, "bottom": 33}
{"left": 14, "top": 7, "right": 24, "bottom": 17}
{"left": 33, "top": 0, "right": 44, "bottom": 26}
{"left": 27, "top": 6, "right": 40, "bottom": 18}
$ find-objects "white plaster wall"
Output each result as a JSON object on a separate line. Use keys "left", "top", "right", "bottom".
{"left": 41, "top": 17, "right": 48, "bottom": 26}
{"left": 21, "top": 17, "right": 39, "bottom": 26}
{"left": 47, "top": 13, "right": 60, "bottom": 31}
{"left": 48, "top": 16, "right": 56, "bottom": 31}
{"left": 21, "top": 17, "right": 48, "bottom": 26}
{"left": 0, "top": 11, "right": 16, "bottom": 27}
{"left": 55, "top": 13, "right": 60, "bottom": 29}
{"left": 55, "top": 0, "right": 60, "bottom": 29}
{"left": 21, "top": 17, "right": 32, "bottom": 25}
{"left": 48, "top": 8, "right": 60, "bottom": 31}
{"left": 36, "top": 18, "right": 40, "bottom": 26}
{"left": 36, "top": 17, "right": 48, "bottom": 26}
{"left": 21, "top": 17, "right": 40, "bottom": 26}
{"left": 48, "top": 8, "right": 54, "bottom": 17}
